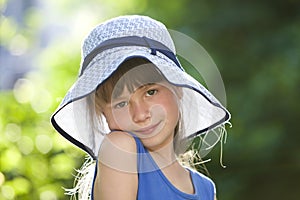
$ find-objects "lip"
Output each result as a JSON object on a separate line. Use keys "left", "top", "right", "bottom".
{"left": 134, "top": 121, "right": 161, "bottom": 135}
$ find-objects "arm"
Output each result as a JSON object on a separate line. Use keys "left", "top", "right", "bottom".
{"left": 93, "top": 132, "right": 138, "bottom": 200}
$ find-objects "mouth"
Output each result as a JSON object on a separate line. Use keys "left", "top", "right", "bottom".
{"left": 134, "top": 121, "right": 162, "bottom": 135}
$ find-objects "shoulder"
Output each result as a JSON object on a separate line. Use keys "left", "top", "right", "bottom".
{"left": 94, "top": 131, "right": 138, "bottom": 199}
{"left": 188, "top": 168, "right": 216, "bottom": 195}
{"left": 104, "top": 131, "right": 137, "bottom": 152}
{"left": 98, "top": 131, "right": 137, "bottom": 173}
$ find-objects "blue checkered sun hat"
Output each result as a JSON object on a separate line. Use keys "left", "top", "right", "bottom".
{"left": 51, "top": 15, "right": 230, "bottom": 159}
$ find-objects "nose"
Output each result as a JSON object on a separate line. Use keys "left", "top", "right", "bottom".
{"left": 131, "top": 101, "right": 151, "bottom": 123}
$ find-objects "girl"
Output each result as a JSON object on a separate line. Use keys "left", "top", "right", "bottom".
{"left": 51, "top": 15, "right": 230, "bottom": 200}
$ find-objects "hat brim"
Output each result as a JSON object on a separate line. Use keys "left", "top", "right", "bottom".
{"left": 51, "top": 46, "right": 230, "bottom": 158}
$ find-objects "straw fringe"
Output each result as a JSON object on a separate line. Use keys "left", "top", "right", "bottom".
{"left": 178, "top": 122, "right": 232, "bottom": 173}
{"left": 64, "top": 156, "right": 96, "bottom": 200}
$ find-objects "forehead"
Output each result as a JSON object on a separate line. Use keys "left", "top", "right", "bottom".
{"left": 110, "top": 64, "right": 164, "bottom": 96}
{"left": 114, "top": 81, "right": 176, "bottom": 100}
{"left": 95, "top": 57, "right": 168, "bottom": 104}
{"left": 111, "top": 83, "right": 157, "bottom": 99}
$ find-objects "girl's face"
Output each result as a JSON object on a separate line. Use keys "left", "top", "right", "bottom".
{"left": 102, "top": 82, "right": 180, "bottom": 151}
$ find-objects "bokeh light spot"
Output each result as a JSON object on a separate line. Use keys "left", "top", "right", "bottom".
{"left": 17, "top": 136, "right": 34, "bottom": 155}
{"left": 5, "top": 123, "right": 21, "bottom": 143}
{"left": 0, "top": 172, "right": 5, "bottom": 186}
{"left": 1, "top": 185, "right": 15, "bottom": 200}
{"left": 36, "top": 134, "right": 53, "bottom": 154}
{"left": 13, "top": 78, "right": 34, "bottom": 104}
{"left": 40, "top": 190, "right": 58, "bottom": 200}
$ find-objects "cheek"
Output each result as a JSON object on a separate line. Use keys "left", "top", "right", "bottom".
{"left": 152, "top": 99, "right": 179, "bottom": 122}
{"left": 107, "top": 109, "right": 132, "bottom": 130}
{"left": 165, "top": 96, "right": 180, "bottom": 122}
{"left": 151, "top": 104, "right": 167, "bottom": 118}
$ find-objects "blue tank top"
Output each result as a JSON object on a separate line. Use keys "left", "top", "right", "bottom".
{"left": 133, "top": 136, "right": 216, "bottom": 200}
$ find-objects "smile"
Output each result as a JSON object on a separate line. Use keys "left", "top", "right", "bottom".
{"left": 134, "top": 121, "right": 162, "bottom": 135}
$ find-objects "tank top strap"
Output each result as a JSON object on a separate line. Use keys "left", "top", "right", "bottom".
{"left": 127, "top": 134, "right": 160, "bottom": 173}
{"left": 131, "top": 134, "right": 147, "bottom": 154}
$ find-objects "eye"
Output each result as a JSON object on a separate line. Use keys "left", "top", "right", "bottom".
{"left": 146, "top": 89, "right": 157, "bottom": 96}
{"left": 114, "top": 101, "right": 128, "bottom": 109}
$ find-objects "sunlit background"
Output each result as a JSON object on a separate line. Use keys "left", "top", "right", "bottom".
{"left": 1, "top": 0, "right": 300, "bottom": 199}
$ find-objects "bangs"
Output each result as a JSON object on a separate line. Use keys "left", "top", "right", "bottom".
{"left": 96, "top": 57, "right": 165, "bottom": 104}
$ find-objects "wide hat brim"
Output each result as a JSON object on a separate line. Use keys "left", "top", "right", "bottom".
{"left": 51, "top": 45, "right": 230, "bottom": 158}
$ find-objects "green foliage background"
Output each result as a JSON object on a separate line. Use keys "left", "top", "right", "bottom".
{"left": 1, "top": 0, "right": 299, "bottom": 199}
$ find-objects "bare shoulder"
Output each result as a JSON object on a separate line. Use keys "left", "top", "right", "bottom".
{"left": 98, "top": 131, "right": 137, "bottom": 172}
{"left": 103, "top": 131, "right": 137, "bottom": 153}
{"left": 94, "top": 131, "right": 138, "bottom": 199}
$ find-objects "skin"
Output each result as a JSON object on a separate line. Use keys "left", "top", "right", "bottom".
{"left": 104, "top": 83, "right": 179, "bottom": 152}
{"left": 94, "top": 82, "right": 217, "bottom": 199}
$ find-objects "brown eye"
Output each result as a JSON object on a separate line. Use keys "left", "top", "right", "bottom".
{"left": 146, "top": 89, "right": 157, "bottom": 96}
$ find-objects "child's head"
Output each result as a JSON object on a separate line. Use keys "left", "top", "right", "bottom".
{"left": 51, "top": 15, "right": 230, "bottom": 160}
{"left": 94, "top": 57, "right": 165, "bottom": 111}
{"left": 93, "top": 57, "right": 183, "bottom": 151}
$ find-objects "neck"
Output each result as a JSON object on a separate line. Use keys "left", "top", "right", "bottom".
{"left": 148, "top": 139, "right": 178, "bottom": 169}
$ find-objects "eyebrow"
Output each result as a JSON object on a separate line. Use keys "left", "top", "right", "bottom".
{"left": 137, "top": 83, "right": 156, "bottom": 90}
{"left": 111, "top": 83, "right": 157, "bottom": 101}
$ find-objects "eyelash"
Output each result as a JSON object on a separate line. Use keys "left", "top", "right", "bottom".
{"left": 146, "top": 89, "right": 158, "bottom": 96}
{"left": 114, "top": 101, "right": 128, "bottom": 109}
{"left": 113, "top": 88, "right": 158, "bottom": 109}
